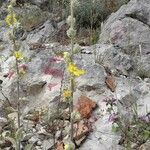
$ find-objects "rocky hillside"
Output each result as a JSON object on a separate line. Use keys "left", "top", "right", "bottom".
{"left": 0, "top": 0, "right": 149, "bottom": 150}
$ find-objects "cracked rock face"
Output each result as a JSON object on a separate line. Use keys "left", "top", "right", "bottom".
{"left": 99, "top": 0, "right": 150, "bottom": 55}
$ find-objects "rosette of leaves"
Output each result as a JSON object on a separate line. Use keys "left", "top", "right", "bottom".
{"left": 2, "top": 127, "right": 33, "bottom": 150}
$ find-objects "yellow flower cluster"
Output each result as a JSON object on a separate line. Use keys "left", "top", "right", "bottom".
{"left": 64, "top": 143, "right": 75, "bottom": 150}
{"left": 13, "top": 51, "right": 23, "bottom": 60}
{"left": 19, "top": 68, "right": 26, "bottom": 75}
{"left": 68, "top": 62, "right": 86, "bottom": 77}
{"left": 5, "top": 13, "right": 17, "bottom": 26}
{"left": 63, "top": 89, "right": 72, "bottom": 99}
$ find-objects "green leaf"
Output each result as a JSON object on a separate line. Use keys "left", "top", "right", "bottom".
{"left": 107, "top": 107, "right": 113, "bottom": 112}
{"left": 5, "top": 137, "right": 16, "bottom": 148}
{"left": 112, "top": 123, "right": 120, "bottom": 133}
{"left": 143, "top": 130, "right": 150, "bottom": 140}
{"left": 24, "top": 143, "right": 34, "bottom": 150}
{"left": 6, "top": 106, "right": 17, "bottom": 114}
{"left": 15, "top": 127, "right": 23, "bottom": 141}
{"left": 2, "top": 131, "right": 11, "bottom": 137}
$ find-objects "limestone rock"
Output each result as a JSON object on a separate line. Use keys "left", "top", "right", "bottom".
{"left": 99, "top": 0, "right": 150, "bottom": 55}
{"left": 139, "top": 140, "right": 150, "bottom": 150}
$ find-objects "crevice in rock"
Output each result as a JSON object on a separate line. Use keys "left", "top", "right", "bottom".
{"left": 125, "top": 13, "right": 150, "bottom": 28}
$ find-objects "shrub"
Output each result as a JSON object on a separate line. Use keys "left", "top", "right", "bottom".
{"left": 73, "top": 0, "right": 129, "bottom": 28}
{"left": 29, "top": 0, "right": 129, "bottom": 29}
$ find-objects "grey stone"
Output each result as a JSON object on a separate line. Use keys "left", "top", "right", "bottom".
{"left": 29, "top": 136, "right": 39, "bottom": 144}
{"left": 74, "top": 53, "right": 106, "bottom": 91}
{"left": 37, "top": 140, "right": 42, "bottom": 146}
{"left": 79, "top": 115, "right": 123, "bottom": 150}
{"left": 139, "top": 140, "right": 150, "bottom": 150}
{"left": 28, "top": 0, "right": 49, "bottom": 7}
{"left": 94, "top": 44, "right": 134, "bottom": 76}
{"left": 134, "top": 55, "right": 150, "bottom": 78}
{"left": 15, "top": 5, "right": 48, "bottom": 31}
{"left": 26, "top": 20, "right": 56, "bottom": 43}
{"left": 23, "top": 133, "right": 34, "bottom": 141}
{"left": 118, "top": 94, "right": 138, "bottom": 122}
{"left": 99, "top": 0, "right": 150, "bottom": 55}
{"left": 42, "top": 139, "right": 53, "bottom": 150}
{"left": 0, "top": 117, "right": 7, "bottom": 128}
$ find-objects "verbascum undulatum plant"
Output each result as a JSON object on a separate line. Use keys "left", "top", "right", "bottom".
{"left": 63, "top": 0, "right": 86, "bottom": 147}
{"left": 4, "top": 3, "right": 31, "bottom": 150}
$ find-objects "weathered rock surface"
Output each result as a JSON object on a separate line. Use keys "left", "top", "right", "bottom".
{"left": 99, "top": 0, "right": 150, "bottom": 55}
{"left": 0, "top": 0, "right": 150, "bottom": 149}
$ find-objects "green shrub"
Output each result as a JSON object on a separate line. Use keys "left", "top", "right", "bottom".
{"left": 48, "top": 0, "right": 129, "bottom": 28}
{"left": 74, "top": 0, "right": 129, "bottom": 28}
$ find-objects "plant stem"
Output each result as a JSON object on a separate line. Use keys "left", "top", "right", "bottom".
{"left": 70, "top": 77, "right": 74, "bottom": 141}
{"left": 70, "top": 0, "right": 74, "bottom": 142}
{"left": 13, "top": 37, "right": 21, "bottom": 150}
{"left": 16, "top": 58, "right": 21, "bottom": 129}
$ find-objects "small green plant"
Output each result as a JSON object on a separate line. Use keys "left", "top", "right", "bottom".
{"left": 3, "top": 127, "right": 33, "bottom": 150}
{"left": 2, "top": 3, "right": 29, "bottom": 150}
{"left": 60, "top": 0, "right": 86, "bottom": 148}
{"left": 104, "top": 97, "right": 150, "bottom": 149}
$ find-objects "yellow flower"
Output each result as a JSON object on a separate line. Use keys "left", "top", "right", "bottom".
{"left": 63, "top": 52, "right": 70, "bottom": 63}
{"left": 5, "top": 13, "right": 17, "bottom": 26}
{"left": 63, "top": 89, "right": 72, "bottom": 99}
{"left": 64, "top": 144, "right": 70, "bottom": 150}
{"left": 68, "top": 62, "right": 86, "bottom": 77}
{"left": 13, "top": 51, "right": 23, "bottom": 60}
{"left": 64, "top": 143, "right": 75, "bottom": 150}
{"left": 71, "top": 111, "right": 81, "bottom": 121}
{"left": 19, "top": 69, "right": 26, "bottom": 75}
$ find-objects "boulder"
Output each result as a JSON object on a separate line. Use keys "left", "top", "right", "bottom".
{"left": 99, "top": 0, "right": 150, "bottom": 55}
{"left": 26, "top": 20, "right": 56, "bottom": 44}
{"left": 15, "top": 5, "right": 48, "bottom": 31}
{"left": 139, "top": 140, "right": 150, "bottom": 150}
{"left": 134, "top": 55, "right": 150, "bottom": 78}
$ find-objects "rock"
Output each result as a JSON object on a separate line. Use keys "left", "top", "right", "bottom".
{"left": 105, "top": 75, "right": 116, "bottom": 92}
{"left": 23, "top": 133, "right": 34, "bottom": 141}
{"left": 75, "top": 135, "right": 86, "bottom": 147}
{"left": 0, "top": 5, "right": 7, "bottom": 20}
{"left": 75, "top": 53, "right": 106, "bottom": 91}
{"left": 0, "top": 45, "right": 64, "bottom": 110}
{"left": 34, "top": 146, "right": 42, "bottom": 150}
{"left": 29, "top": 136, "right": 39, "bottom": 144}
{"left": 139, "top": 140, "right": 150, "bottom": 150}
{"left": 23, "top": 120, "right": 35, "bottom": 131}
{"left": 92, "top": 44, "right": 134, "bottom": 76}
{"left": 1, "top": 76, "right": 27, "bottom": 106}
{"left": 42, "top": 139, "right": 53, "bottom": 150}
{"left": 99, "top": 0, "right": 150, "bottom": 55}
{"left": 0, "top": 117, "right": 7, "bottom": 128}
{"left": 118, "top": 94, "right": 138, "bottom": 122}
{"left": 37, "top": 127, "right": 47, "bottom": 136}
{"left": 25, "top": 77, "right": 47, "bottom": 95}
{"left": 56, "top": 142, "right": 64, "bottom": 150}
{"left": 73, "top": 120, "right": 90, "bottom": 141}
{"left": 76, "top": 96, "right": 97, "bottom": 119}
{"left": 37, "top": 140, "right": 42, "bottom": 146}
{"left": 133, "top": 79, "right": 150, "bottom": 116}
{"left": 55, "top": 130, "right": 61, "bottom": 140}
{"left": 28, "top": 0, "right": 49, "bottom": 8}
{"left": 26, "top": 20, "right": 56, "bottom": 44}
{"left": 1, "top": 56, "right": 16, "bottom": 74}
{"left": 79, "top": 115, "right": 123, "bottom": 150}
{"left": 8, "top": 112, "right": 18, "bottom": 127}
{"left": 15, "top": 5, "right": 48, "bottom": 31}
{"left": 134, "top": 55, "right": 150, "bottom": 78}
